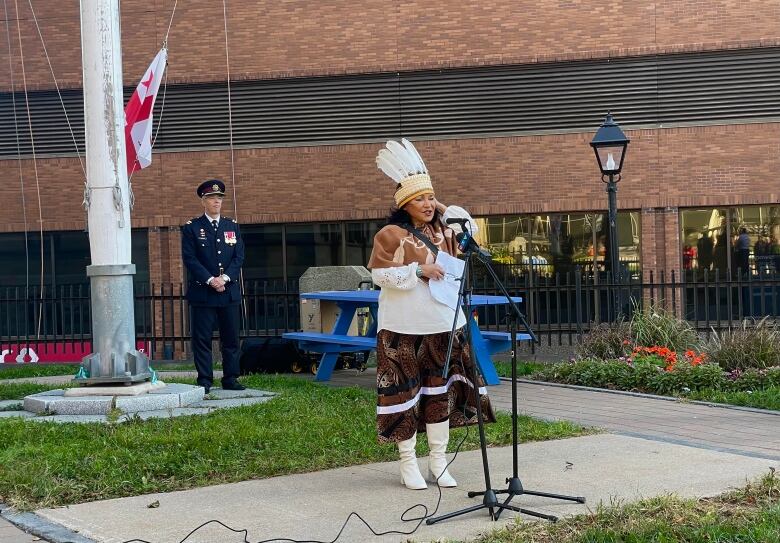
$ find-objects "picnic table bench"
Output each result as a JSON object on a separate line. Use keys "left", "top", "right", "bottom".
{"left": 283, "top": 290, "right": 531, "bottom": 385}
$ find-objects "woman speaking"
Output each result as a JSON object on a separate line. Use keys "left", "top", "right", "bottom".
{"left": 368, "top": 139, "right": 495, "bottom": 490}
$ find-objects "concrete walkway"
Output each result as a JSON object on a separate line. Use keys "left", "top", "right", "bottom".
{"left": 2, "top": 368, "right": 778, "bottom": 542}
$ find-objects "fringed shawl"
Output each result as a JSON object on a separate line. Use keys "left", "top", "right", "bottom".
{"left": 368, "top": 222, "right": 459, "bottom": 270}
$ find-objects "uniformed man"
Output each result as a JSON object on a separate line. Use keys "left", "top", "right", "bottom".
{"left": 182, "top": 179, "right": 246, "bottom": 393}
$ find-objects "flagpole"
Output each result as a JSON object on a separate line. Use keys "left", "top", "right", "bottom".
{"left": 76, "top": 0, "right": 150, "bottom": 384}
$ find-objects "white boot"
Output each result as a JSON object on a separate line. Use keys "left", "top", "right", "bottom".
{"left": 426, "top": 421, "right": 457, "bottom": 487}
{"left": 397, "top": 433, "right": 427, "bottom": 490}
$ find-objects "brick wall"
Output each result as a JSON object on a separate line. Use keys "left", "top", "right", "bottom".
{"left": 3, "top": 1, "right": 780, "bottom": 90}
{"left": 2, "top": 122, "right": 779, "bottom": 277}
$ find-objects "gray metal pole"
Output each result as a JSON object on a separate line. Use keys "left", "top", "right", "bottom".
{"left": 76, "top": 0, "right": 150, "bottom": 384}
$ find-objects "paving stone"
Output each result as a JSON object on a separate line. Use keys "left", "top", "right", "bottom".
{"left": 176, "top": 386, "right": 208, "bottom": 407}
{"left": 120, "top": 407, "right": 214, "bottom": 421}
{"left": 149, "top": 383, "right": 201, "bottom": 395}
{"left": 191, "top": 396, "right": 273, "bottom": 409}
{"left": 22, "top": 390, "right": 65, "bottom": 414}
{"left": 208, "top": 388, "right": 276, "bottom": 399}
{"left": 31, "top": 396, "right": 114, "bottom": 416}
{"left": 27, "top": 414, "right": 109, "bottom": 424}
{"left": 0, "top": 410, "right": 34, "bottom": 419}
{"left": 0, "top": 400, "right": 23, "bottom": 410}
{"left": 115, "top": 392, "right": 179, "bottom": 413}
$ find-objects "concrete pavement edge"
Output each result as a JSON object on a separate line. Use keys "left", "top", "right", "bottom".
{"left": 0, "top": 503, "right": 96, "bottom": 543}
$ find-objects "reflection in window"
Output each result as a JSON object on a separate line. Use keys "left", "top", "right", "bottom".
{"left": 474, "top": 211, "right": 641, "bottom": 279}
{"left": 345, "top": 221, "right": 383, "bottom": 267}
{"left": 285, "top": 223, "right": 343, "bottom": 280}
{"left": 680, "top": 208, "right": 728, "bottom": 275}
{"left": 0, "top": 230, "right": 148, "bottom": 287}
{"left": 680, "top": 206, "right": 780, "bottom": 277}
{"left": 242, "top": 225, "right": 284, "bottom": 283}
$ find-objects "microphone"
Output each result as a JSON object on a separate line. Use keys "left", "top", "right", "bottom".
{"left": 445, "top": 218, "right": 470, "bottom": 226}
{"left": 456, "top": 230, "right": 472, "bottom": 253}
{"left": 456, "top": 231, "right": 492, "bottom": 261}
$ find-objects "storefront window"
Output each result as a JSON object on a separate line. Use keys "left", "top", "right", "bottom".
{"left": 680, "top": 206, "right": 780, "bottom": 277}
{"left": 474, "top": 211, "right": 641, "bottom": 279}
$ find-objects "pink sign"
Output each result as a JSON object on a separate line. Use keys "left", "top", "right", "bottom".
{"left": 0, "top": 341, "right": 150, "bottom": 364}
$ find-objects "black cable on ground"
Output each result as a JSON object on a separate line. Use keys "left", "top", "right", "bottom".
{"left": 122, "top": 405, "right": 472, "bottom": 543}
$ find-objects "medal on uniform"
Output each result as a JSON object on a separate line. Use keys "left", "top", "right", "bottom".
{"left": 224, "top": 231, "right": 237, "bottom": 245}
{"left": 199, "top": 228, "right": 206, "bottom": 240}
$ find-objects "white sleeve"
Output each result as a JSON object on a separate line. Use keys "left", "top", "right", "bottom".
{"left": 441, "top": 205, "right": 479, "bottom": 236}
{"left": 371, "top": 263, "right": 419, "bottom": 290}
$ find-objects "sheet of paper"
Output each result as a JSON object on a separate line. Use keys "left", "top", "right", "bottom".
{"left": 429, "top": 251, "right": 465, "bottom": 310}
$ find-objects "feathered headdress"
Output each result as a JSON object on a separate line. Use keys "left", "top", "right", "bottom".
{"left": 376, "top": 138, "right": 434, "bottom": 208}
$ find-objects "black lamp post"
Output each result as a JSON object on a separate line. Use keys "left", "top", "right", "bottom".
{"left": 590, "top": 113, "right": 630, "bottom": 280}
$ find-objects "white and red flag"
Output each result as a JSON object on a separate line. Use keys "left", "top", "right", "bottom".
{"left": 124, "top": 48, "right": 168, "bottom": 176}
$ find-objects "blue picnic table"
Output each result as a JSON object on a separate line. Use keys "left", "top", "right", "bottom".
{"left": 283, "top": 290, "right": 531, "bottom": 385}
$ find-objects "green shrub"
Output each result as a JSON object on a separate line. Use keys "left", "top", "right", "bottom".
{"left": 724, "top": 366, "right": 780, "bottom": 392}
{"left": 630, "top": 305, "right": 698, "bottom": 352}
{"left": 576, "top": 320, "right": 632, "bottom": 359}
{"left": 650, "top": 361, "right": 725, "bottom": 395}
{"left": 705, "top": 317, "right": 780, "bottom": 371}
{"left": 533, "top": 358, "right": 726, "bottom": 395}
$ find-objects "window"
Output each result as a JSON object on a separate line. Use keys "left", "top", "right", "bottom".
{"left": 242, "top": 225, "right": 284, "bottom": 284}
{"left": 474, "top": 211, "right": 641, "bottom": 280}
{"left": 680, "top": 206, "right": 780, "bottom": 277}
{"left": 285, "top": 223, "right": 343, "bottom": 280}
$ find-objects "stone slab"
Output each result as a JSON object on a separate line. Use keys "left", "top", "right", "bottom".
{"left": 120, "top": 408, "right": 214, "bottom": 421}
{"left": 148, "top": 383, "right": 200, "bottom": 395}
{"left": 115, "top": 393, "right": 179, "bottom": 414}
{"left": 0, "top": 411, "right": 34, "bottom": 419}
{"left": 208, "top": 388, "right": 276, "bottom": 399}
{"left": 28, "top": 415, "right": 110, "bottom": 424}
{"left": 176, "top": 386, "right": 208, "bottom": 407}
{"left": 24, "top": 393, "right": 114, "bottom": 415}
{"left": 64, "top": 381, "right": 166, "bottom": 397}
{"left": 192, "top": 397, "right": 273, "bottom": 409}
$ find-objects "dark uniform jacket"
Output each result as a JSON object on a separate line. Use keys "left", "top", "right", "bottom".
{"left": 182, "top": 215, "right": 245, "bottom": 306}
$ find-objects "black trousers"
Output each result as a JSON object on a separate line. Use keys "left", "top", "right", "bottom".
{"left": 190, "top": 304, "right": 241, "bottom": 386}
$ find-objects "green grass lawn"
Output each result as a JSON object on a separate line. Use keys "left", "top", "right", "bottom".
{"left": 0, "top": 374, "right": 591, "bottom": 510}
{"left": 476, "top": 470, "right": 780, "bottom": 543}
{"left": 687, "top": 386, "right": 780, "bottom": 411}
{"left": 0, "top": 364, "right": 79, "bottom": 380}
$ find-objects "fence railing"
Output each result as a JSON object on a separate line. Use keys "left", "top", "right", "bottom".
{"left": 472, "top": 265, "right": 780, "bottom": 346}
{"left": 2, "top": 269, "right": 779, "bottom": 360}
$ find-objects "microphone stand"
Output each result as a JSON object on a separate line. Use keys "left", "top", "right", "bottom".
{"left": 426, "top": 238, "right": 505, "bottom": 524}
{"left": 469, "top": 249, "right": 585, "bottom": 522}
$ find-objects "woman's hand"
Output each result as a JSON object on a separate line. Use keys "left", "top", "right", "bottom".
{"left": 419, "top": 263, "right": 445, "bottom": 280}
{"left": 434, "top": 199, "right": 447, "bottom": 214}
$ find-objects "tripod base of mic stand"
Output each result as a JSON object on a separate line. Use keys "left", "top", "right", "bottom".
{"left": 468, "top": 477, "right": 586, "bottom": 522}
{"left": 426, "top": 489, "right": 508, "bottom": 525}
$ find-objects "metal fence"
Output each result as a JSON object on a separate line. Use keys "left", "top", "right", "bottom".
{"left": 0, "top": 280, "right": 299, "bottom": 362}
{"left": 472, "top": 265, "right": 780, "bottom": 346}
{"left": 2, "top": 269, "right": 779, "bottom": 360}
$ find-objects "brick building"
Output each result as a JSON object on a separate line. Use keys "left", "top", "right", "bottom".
{"left": 1, "top": 1, "right": 779, "bottom": 306}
